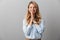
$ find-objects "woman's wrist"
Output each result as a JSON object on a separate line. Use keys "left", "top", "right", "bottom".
{"left": 29, "top": 20, "right": 33, "bottom": 25}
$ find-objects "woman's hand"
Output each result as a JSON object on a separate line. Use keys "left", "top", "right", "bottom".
{"left": 29, "top": 12, "right": 34, "bottom": 25}
{"left": 31, "top": 12, "right": 34, "bottom": 21}
{"left": 31, "top": 12, "right": 37, "bottom": 24}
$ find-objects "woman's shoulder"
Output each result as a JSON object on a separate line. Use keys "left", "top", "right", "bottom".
{"left": 41, "top": 19, "right": 44, "bottom": 22}
{"left": 38, "top": 19, "right": 44, "bottom": 25}
{"left": 23, "top": 18, "right": 26, "bottom": 22}
{"left": 40, "top": 19, "right": 45, "bottom": 25}
{"left": 23, "top": 18, "right": 28, "bottom": 25}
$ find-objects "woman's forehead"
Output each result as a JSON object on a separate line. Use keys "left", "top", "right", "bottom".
{"left": 29, "top": 3, "right": 37, "bottom": 7}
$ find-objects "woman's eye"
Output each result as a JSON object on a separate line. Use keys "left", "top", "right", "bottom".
{"left": 30, "top": 7, "right": 32, "bottom": 8}
{"left": 33, "top": 6, "right": 36, "bottom": 8}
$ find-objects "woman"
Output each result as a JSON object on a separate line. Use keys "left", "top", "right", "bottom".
{"left": 23, "top": 1, "right": 45, "bottom": 40}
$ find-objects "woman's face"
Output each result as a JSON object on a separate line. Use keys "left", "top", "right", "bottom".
{"left": 28, "top": 4, "right": 37, "bottom": 15}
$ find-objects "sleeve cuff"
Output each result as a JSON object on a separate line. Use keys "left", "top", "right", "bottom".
{"left": 27, "top": 24, "right": 32, "bottom": 29}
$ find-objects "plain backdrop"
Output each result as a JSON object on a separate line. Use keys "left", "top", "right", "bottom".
{"left": 0, "top": 0, "right": 60, "bottom": 40}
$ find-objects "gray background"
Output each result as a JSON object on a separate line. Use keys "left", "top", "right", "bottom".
{"left": 0, "top": 0, "right": 60, "bottom": 40}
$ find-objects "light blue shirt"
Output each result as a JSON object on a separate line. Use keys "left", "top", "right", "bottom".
{"left": 23, "top": 19, "right": 45, "bottom": 39}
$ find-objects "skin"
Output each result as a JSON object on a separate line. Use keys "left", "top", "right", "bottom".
{"left": 28, "top": 3, "right": 37, "bottom": 25}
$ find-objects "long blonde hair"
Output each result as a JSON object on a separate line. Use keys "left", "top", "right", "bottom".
{"left": 25, "top": 1, "right": 42, "bottom": 25}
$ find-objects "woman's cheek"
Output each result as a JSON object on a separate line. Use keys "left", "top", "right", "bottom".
{"left": 29, "top": 8, "right": 31, "bottom": 12}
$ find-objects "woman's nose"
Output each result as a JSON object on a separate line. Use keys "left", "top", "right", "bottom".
{"left": 32, "top": 7, "right": 34, "bottom": 10}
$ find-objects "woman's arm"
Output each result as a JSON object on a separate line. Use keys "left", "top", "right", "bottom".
{"left": 23, "top": 19, "right": 33, "bottom": 36}
{"left": 35, "top": 20, "right": 45, "bottom": 34}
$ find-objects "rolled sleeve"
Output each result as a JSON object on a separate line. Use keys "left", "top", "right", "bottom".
{"left": 35, "top": 20, "right": 45, "bottom": 34}
{"left": 23, "top": 19, "right": 33, "bottom": 36}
